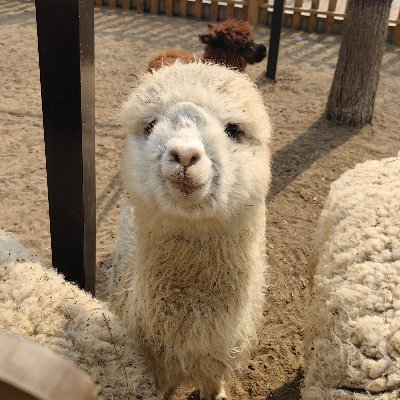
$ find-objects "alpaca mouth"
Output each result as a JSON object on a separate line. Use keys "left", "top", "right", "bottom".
{"left": 245, "top": 43, "right": 267, "bottom": 64}
{"left": 170, "top": 181, "right": 205, "bottom": 195}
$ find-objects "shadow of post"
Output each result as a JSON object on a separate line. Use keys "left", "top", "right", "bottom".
{"left": 267, "top": 369, "right": 304, "bottom": 400}
{"left": 267, "top": 116, "right": 361, "bottom": 202}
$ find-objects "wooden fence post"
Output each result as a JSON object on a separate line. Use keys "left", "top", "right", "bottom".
{"left": 266, "top": 0, "right": 284, "bottom": 80}
{"left": 194, "top": 0, "right": 202, "bottom": 20}
{"left": 308, "top": 0, "right": 319, "bottom": 32}
{"left": 166, "top": 0, "right": 174, "bottom": 16}
{"left": 179, "top": 0, "right": 188, "bottom": 17}
{"left": 326, "top": 0, "right": 337, "bottom": 33}
{"left": 226, "top": 2, "right": 235, "bottom": 19}
{"left": 137, "top": 0, "right": 145, "bottom": 13}
{"left": 247, "top": 0, "right": 259, "bottom": 25}
{"left": 292, "top": 0, "right": 303, "bottom": 29}
{"left": 35, "top": 0, "right": 96, "bottom": 295}
{"left": 393, "top": 9, "right": 400, "bottom": 43}
{"left": 151, "top": 0, "right": 159, "bottom": 14}
{"left": 123, "top": 0, "right": 131, "bottom": 9}
{"left": 210, "top": 0, "right": 219, "bottom": 22}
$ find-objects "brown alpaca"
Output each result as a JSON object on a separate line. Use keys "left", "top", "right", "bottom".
{"left": 147, "top": 19, "right": 266, "bottom": 72}
{"left": 147, "top": 49, "right": 196, "bottom": 71}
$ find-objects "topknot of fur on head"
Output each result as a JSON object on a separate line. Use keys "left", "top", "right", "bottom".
{"left": 201, "top": 19, "right": 253, "bottom": 52}
{"left": 120, "top": 61, "right": 272, "bottom": 223}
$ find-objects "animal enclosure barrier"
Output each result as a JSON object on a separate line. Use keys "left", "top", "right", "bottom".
{"left": 35, "top": 0, "right": 96, "bottom": 294}
{"left": 94, "top": 0, "right": 400, "bottom": 43}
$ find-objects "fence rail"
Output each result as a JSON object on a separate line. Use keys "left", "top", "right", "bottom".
{"left": 94, "top": 0, "right": 400, "bottom": 43}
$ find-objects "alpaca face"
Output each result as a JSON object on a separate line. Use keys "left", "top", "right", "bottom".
{"left": 120, "top": 63, "right": 271, "bottom": 221}
{"left": 242, "top": 42, "right": 267, "bottom": 64}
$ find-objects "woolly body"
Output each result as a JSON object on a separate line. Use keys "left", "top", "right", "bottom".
{"left": 110, "top": 62, "right": 272, "bottom": 398}
{"left": 147, "top": 19, "right": 266, "bottom": 72}
{"left": 147, "top": 49, "right": 196, "bottom": 71}
{"left": 0, "top": 230, "right": 156, "bottom": 400}
{"left": 303, "top": 158, "right": 400, "bottom": 399}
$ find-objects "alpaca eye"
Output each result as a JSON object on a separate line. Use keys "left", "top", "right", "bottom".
{"left": 224, "top": 123, "right": 242, "bottom": 140}
{"left": 144, "top": 119, "right": 157, "bottom": 137}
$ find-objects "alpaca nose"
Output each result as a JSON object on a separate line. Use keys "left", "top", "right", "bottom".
{"left": 169, "top": 146, "right": 201, "bottom": 168}
{"left": 253, "top": 43, "right": 267, "bottom": 62}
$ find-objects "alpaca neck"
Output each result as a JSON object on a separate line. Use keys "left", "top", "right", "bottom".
{"left": 133, "top": 204, "right": 266, "bottom": 279}
{"left": 134, "top": 202, "right": 265, "bottom": 240}
{"left": 203, "top": 47, "right": 246, "bottom": 72}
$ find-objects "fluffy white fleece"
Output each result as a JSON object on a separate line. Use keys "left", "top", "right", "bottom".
{"left": 0, "top": 230, "right": 157, "bottom": 400}
{"left": 110, "top": 61, "right": 272, "bottom": 399}
{"left": 303, "top": 157, "right": 400, "bottom": 400}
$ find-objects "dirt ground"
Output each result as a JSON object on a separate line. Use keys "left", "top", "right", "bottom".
{"left": 1, "top": 1, "right": 399, "bottom": 399}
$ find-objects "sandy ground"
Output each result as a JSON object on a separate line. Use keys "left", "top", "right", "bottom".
{"left": 1, "top": 0, "right": 400, "bottom": 399}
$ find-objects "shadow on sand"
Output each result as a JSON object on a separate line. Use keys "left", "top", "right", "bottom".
{"left": 267, "top": 369, "right": 304, "bottom": 400}
{"left": 267, "top": 116, "right": 361, "bottom": 202}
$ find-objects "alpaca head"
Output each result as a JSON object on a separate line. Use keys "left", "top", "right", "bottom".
{"left": 199, "top": 19, "right": 267, "bottom": 71}
{"left": 120, "top": 62, "right": 271, "bottom": 223}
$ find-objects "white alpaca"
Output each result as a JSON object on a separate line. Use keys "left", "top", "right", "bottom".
{"left": 0, "top": 230, "right": 157, "bottom": 400}
{"left": 303, "top": 158, "right": 400, "bottom": 400}
{"left": 110, "top": 62, "right": 272, "bottom": 399}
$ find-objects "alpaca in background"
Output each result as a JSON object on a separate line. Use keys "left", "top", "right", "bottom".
{"left": 147, "top": 19, "right": 267, "bottom": 71}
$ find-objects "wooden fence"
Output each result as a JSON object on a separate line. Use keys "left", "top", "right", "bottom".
{"left": 94, "top": 0, "right": 400, "bottom": 43}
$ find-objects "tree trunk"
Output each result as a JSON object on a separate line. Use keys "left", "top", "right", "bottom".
{"left": 325, "top": 0, "right": 393, "bottom": 127}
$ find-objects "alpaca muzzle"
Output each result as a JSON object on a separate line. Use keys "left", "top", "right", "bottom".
{"left": 254, "top": 43, "right": 267, "bottom": 62}
{"left": 162, "top": 137, "right": 212, "bottom": 197}
{"left": 243, "top": 42, "right": 267, "bottom": 64}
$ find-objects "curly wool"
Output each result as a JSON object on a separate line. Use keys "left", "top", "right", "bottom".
{"left": 303, "top": 158, "right": 400, "bottom": 400}
{"left": 0, "top": 230, "right": 157, "bottom": 400}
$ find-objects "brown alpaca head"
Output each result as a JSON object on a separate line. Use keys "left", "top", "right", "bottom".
{"left": 199, "top": 19, "right": 267, "bottom": 71}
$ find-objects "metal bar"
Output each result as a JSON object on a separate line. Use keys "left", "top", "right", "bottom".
{"left": 35, "top": 0, "right": 96, "bottom": 295}
{"left": 266, "top": 0, "right": 284, "bottom": 80}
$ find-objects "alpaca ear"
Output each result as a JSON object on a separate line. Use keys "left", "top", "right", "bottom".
{"left": 208, "top": 24, "right": 214, "bottom": 30}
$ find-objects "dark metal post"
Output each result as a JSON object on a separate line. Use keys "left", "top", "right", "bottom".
{"left": 266, "top": 0, "right": 285, "bottom": 80}
{"left": 35, "top": 0, "right": 96, "bottom": 294}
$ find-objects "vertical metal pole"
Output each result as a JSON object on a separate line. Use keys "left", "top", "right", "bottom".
{"left": 266, "top": 0, "right": 285, "bottom": 80}
{"left": 35, "top": 0, "right": 96, "bottom": 295}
